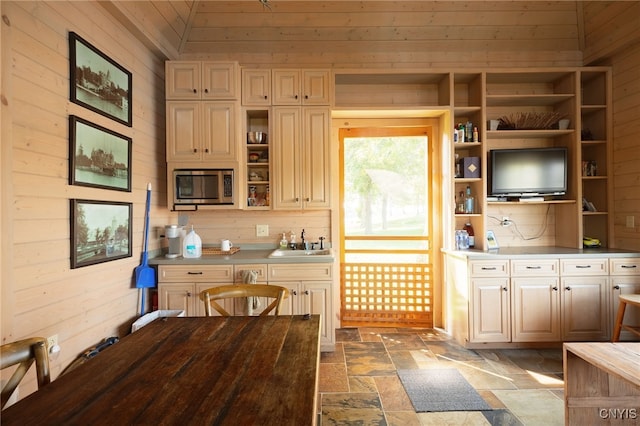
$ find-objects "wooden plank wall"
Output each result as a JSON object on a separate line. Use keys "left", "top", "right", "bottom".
{"left": 0, "top": 0, "right": 170, "bottom": 398}
{"left": 582, "top": 1, "right": 640, "bottom": 250}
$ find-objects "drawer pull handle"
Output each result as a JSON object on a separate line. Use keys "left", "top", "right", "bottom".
{"left": 526, "top": 266, "right": 542, "bottom": 269}
{"left": 576, "top": 265, "right": 591, "bottom": 269}
{"left": 188, "top": 272, "right": 203, "bottom": 275}
{"left": 481, "top": 267, "right": 497, "bottom": 270}
{"left": 621, "top": 265, "right": 637, "bottom": 269}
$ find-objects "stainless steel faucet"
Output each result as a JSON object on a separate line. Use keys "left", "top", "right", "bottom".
{"left": 300, "top": 229, "right": 306, "bottom": 250}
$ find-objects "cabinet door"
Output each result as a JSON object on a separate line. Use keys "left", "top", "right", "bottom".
{"left": 202, "top": 62, "right": 238, "bottom": 99}
{"left": 165, "top": 62, "right": 201, "bottom": 99}
{"left": 158, "top": 283, "right": 196, "bottom": 316}
{"left": 242, "top": 69, "right": 271, "bottom": 105}
{"left": 302, "top": 282, "right": 332, "bottom": 343}
{"left": 611, "top": 278, "right": 640, "bottom": 341}
{"left": 202, "top": 101, "right": 238, "bottom": 161}
{"left": 166, "top": 102, "right": 201, "bottom": 161}
{"left": 470, "top": 278, "right": 510, "bottom": 343}
{"left": 561, "top": 277, "right": 609, "bottom": 341}
{"left": 302, "top": 70, "right": 330, "bottom": 105}
{"left": 272, "top": 107, "right": 302, "bottom": 209}
{"left": 302, "top": 107, "right": 331, "bottom": 208}
{"left": 273, "top": 70, "right": 301, "bottom": 105}
{"left": 274, "top": 282, "right": 301, "bottom": 316}
{"left": 512, "top": 278, "right": 561, "bottom": 342}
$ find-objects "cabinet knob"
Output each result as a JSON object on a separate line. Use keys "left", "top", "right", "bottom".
{"left": 294, "top": 95, "right": 299, "bottom": 99}
{"left": 565, "top": 286, "right": 571, "bottom": 291}
{"left": 502, "top": 287, "right": 508, "bottom": 292}
{"left": 264, "top": 95, "right": 268, "bottom": 100}
{"left": 305, "top": 95, "right": 309, "bottom": 99}
{"left": 305, "top": 197, "right": 310, "bottom": 202}
{"left": 192, "top": 89, "right": 197, "bottom": 94}
{"left": 292, "top": 290, "right": 297, "bottom": 296}
{"left": 204, "top": 88, "right": 209, "bottom": 93}
{"left": 552, "top": 286, "right": 558, "bottom": 291}
{"left": 304, "top": 290, "right": 310, "bottom": 295}
{"left": 205, "top": 148, "right": 209, "bottom": 153}
{"left": 193, "top": 149, "right": 198, "bottom": 153}
{"left": 187, "top": 291, "right": 192, "bottom": 297}
{"left": 295, "top": 197, "right": 299, "bottom": 202}
{"left": 613, "top": 285, "right": 621, "bottom": 290}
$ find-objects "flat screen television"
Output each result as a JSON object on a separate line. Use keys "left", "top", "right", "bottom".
{"left": 489, "top": 147, "right": 568, "bottom": 197}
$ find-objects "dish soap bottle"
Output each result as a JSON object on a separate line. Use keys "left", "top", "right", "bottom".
{"left": 183, "top": 226, "right": 202, "bottom": 258}
{"left": 289, "top": 233, "right": 297, "bottom": 250}
{"left": 280, "top": 233, "right": 288, "bottom": 249}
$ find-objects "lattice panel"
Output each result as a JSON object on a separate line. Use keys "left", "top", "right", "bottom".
{"left": 341, "top": 263, "right": 433, "bottom": 327}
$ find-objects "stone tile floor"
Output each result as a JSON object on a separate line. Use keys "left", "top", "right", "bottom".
{"left": 319, "top": 328, "right": 564, "bottom": 425}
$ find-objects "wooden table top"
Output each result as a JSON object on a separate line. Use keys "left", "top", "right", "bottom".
{"left": 2, "top": 315, "right": 321, "bottom": 425}
{"left": 563, "top": 342, "right": 640, "bottom": 387}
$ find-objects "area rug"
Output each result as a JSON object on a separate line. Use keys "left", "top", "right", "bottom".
{"left": 397, "top": 368, "right": 492, "bottom": 412}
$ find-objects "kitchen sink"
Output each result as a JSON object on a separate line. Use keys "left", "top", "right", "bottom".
{"left": 268, "top": 249, "right": 333, "bottom": 258}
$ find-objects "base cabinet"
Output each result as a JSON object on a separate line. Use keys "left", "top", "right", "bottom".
{"left": 446, "top": 252, "right": 640, "bottom": 347}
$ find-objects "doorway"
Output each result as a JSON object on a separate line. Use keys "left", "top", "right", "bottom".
{"left": 339, "top": 127, "right": 434, "bottom": 327}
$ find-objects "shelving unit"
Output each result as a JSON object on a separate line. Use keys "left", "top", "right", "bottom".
{"left": 579, "top": 69, "right": 612, "bottom": 247}
{"left": 244, "top": 108, "right": 271, "bottom": 209}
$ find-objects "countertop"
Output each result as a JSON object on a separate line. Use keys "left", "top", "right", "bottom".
{"left": 149, "top": 247, "right": 335, "bottom": 266}
{"left": 442, "top": 246, "right": 640, "bottom": 259}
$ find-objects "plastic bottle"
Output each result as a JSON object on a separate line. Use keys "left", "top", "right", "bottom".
{"left": 465, "top": 121, "right": 473, "bottom": 142}
{"left": 463, "top": 222, "right": 475, "bottom": 248}
{"left": 457, "top": 124, "right": 465, "bottom": 143}
{"left": 183, "top": 226, "right": 202, "bottom": 258}
{"left": 280, "top": 233, "right": 288, "bottom": 249}
{"left": 473, "top": 127, "right": 479, "bottom": 143}
{"left": 464, "top": 185, "right": 475, "bottom": 214}
{"left": 289, "top": 233, "right": 297, "bottom": 250}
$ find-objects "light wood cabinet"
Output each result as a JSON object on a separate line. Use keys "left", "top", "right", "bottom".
{"left": 610, "top": 258, "right": 640, "bottom": 341}
{"left": 268, "top": 263, "right": 334, "bottom": 346}
{"left": 272, "top": 106, "right": 331, "bottom": 209}
{"left": 166, "top": 101, "right": 238, "bottom": 162}
{"left": 446, "top": 253, "right": 639, "bottom": 347}
{"left": 272, "top": 69, "right": 330, "bottom": 105}
{"left": 166, "top": 61, "right": 239, "bottom": 100}
{"left": 157, "top": 265, "right": 235, "bottom": 316}
{"left": 243, "top": 108, "right": 271, "bottom": 209}
{"left": 241, "top": 69, "right": 271, "bottom": 105}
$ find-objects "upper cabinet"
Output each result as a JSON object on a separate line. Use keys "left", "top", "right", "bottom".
{"left": 272, "top": 69, "right": 331, "bottom": 105}
{"left": 166, "top": 61, "right": 239, "bottom": 100}
{"left": 242, "top": 69, "right": 272, "bottom": 105}
{"left": 272, "top": 106, "right": 331, "bottom": 209}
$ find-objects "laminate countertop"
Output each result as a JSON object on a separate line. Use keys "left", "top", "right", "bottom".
{"left": 149, "top": 247, "right": 335, "bottom": 266}
{"left": 443, "top": 246, "right": 640, "bottom": 260}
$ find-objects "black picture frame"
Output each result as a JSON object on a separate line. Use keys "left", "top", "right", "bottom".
{"left": 69, "top": 115, "right": 131, "bottom": 192}
{"left": 70, "top": 199, "right": 132, "bottom": 269}
{"left": 69, "top": 31, "right": 132, "bottom": 127}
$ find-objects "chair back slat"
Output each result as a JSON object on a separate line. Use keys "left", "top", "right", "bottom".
{"left": 200, "top": 284, "right": 288, "bottom": 316}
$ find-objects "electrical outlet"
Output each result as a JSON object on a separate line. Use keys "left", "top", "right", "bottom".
{"left": 47, "top": 334, "right": 58, "bottom": 350}
{"left": 626, "top": 216, "right": 635, "bottom": 228}
{"left": 256, "top": 224, "right": 269, "bottom": 237}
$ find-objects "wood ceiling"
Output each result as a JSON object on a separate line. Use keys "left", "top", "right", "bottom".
{"left": 104, "top": 1, "right": 635, "bottom": 68}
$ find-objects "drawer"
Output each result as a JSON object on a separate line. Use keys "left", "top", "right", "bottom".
{"left": 268, "top": 263, "right": 333, "bottom": 281}
{"left": 234, "top": 264, "right": 268, "bottom": 282}
{"left": 560, "top": 258, "right": 608, "bottom": 276}
{"left": 511, "top": 259, "right": 558, "bottom": 276}
{"left": 158, "top": 265, "right": 234, "bottom": 283}
{"left": 610, "top": 258, "right": 640, "bottom": 276}
{"left": 469, "top": 260, "right": 509, "bottom": 277}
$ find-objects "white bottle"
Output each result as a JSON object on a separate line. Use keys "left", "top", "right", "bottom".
{"left": 183, "top": 226, "right": 202, "bottom": 258}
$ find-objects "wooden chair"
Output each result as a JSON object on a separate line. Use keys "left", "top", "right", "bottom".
{"left": 612, "top": 293, "right": 640, "bottom": 342}
{"left": 200, "top": 284, "right": 288, "bottom": 316}
{"left": 1, "top": 337, "right": 51, "bottom": 409}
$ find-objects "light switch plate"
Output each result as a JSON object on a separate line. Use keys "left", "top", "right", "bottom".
{"left": 256, "top": 224, "right": 269, "bottom": 237}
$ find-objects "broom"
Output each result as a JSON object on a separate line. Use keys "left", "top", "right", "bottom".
{"left": 134, "top": 183, "right": 156, "bottom": 316}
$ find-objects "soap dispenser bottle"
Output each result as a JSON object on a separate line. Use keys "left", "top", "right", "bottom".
{"left": 280, "top": 233, "right": 288, "bottom": 249}
{"left": 289, "top": 233, "right": 297, "bottom": 250}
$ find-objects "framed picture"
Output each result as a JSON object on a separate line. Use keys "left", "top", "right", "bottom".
{"left": 70, "top": 199, "right": 132, "bottom": 269}
{"left": 69, "top": 31, "right": 132, "bottom": 127}
{"left": 69, "top": 115, "right": 131, "bottom": 192}
{"left": 486, "top": 230, "right": 499, "bottom": 250}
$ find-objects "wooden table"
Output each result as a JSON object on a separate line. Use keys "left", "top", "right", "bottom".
{"left": 2, "top": 315, "right": 321, "bottom": 425}
{"left": 563, "top": 342, "right": 640, "bottom": 425}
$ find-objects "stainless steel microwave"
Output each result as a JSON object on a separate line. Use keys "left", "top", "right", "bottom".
{"left": 173, "top": 169, "right": 234, "bottom": 205}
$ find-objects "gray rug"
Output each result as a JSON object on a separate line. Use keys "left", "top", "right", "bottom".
{"left": 397, "top": 368, "right": 492, "bottom": 412}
